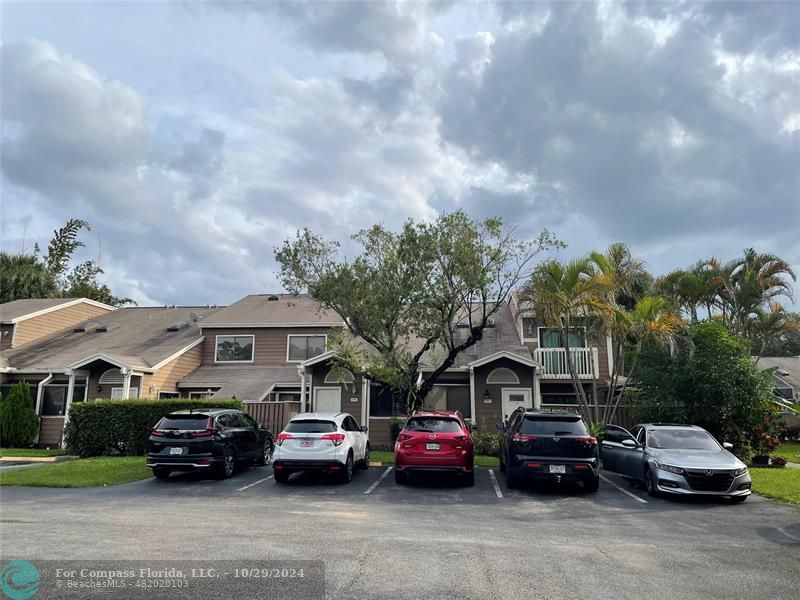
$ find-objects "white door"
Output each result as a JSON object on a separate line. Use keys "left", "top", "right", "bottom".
{"left": 314, "top": 388, "right": 342, "bottom": 413}
{"left": 501, "top": 388, "right": 533, "bottom": 421}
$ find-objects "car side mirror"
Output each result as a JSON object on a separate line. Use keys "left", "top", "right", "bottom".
{"left": 361, "top": 426, "right": 368, "bottom": 433}
{"left": 621, "top": 439, "right": 638, "bottom": 448}
{"left": 495, "top": 421, "right": 505, "bottom": 431}
{"left": 722, "top": 442, "right": 733, "bottom": 450}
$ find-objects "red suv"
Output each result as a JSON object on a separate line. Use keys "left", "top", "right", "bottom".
{"left": 394, "top": 410, "right": 475, "bottom": 486}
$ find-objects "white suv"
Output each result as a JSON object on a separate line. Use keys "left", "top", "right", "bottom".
{"left": 273, "top": 412, "right": 370, "bottom": 483}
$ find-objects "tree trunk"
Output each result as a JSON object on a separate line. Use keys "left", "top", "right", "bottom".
{"left": 609, "top": 341, "right": 641, "bottom": 424}
{"left": 560, "top": 325, "right": 591, "bottom": 419}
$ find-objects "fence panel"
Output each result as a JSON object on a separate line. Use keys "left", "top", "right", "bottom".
{"left": 244, "top": 401, "right": 301, "bottom": 433}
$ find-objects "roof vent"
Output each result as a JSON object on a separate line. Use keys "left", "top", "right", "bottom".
{"left": 267, "top": 295, "right": 280, "bottom": 301}
{"left": 74, "top": 323, "right": 96, "bottom": 333}
{"left": 95, "top": 322, "right": 120, "bottom": 333}
{"left": 167, "top": 322, "right": 189, "bottom": 332}
{"left": 486, "top": 317, "right": 496, "bottom": 328}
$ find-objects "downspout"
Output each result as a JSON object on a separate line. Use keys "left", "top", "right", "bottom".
{"left": 61, "top": 370, "right": 76, "bottom": 448}
{"left": 34, "top": 373, "right": 54, "bottom": 445}
{"left": 298, "top": 365, "right": 307, "bottom": 412}
{"left": 469, "top": 367, "right": 476, "bottom": 428}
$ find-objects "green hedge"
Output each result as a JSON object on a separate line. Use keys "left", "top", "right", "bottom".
{"left": 0, "top": 382, "right": 38, "bottom": 448}
{"left": 472, "top": 432, "right": 502, "bottom": 457}
{"left": 64, "top": 398, "right": 243, "bottom": 458}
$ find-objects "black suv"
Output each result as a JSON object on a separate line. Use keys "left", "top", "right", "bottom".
{"left": 146, "top": 409, "right": 274, "bottom": 480}
{"left": 497, "top": 409, "right": 600, "bottom": 492}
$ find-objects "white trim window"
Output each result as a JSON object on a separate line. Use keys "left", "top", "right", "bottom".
{"left": 286, "top": 334, "right": 327, "bottom": 362}
{"left": 98, "top": 368, "right": 125, "bottom": 385}
{"left": 215, "top": 335, "right": 255, "bottom": 363}
{"left": 486, "top": 367, "right": 520, "bottom": 385}
{"left": 189, "top": 390, "right": 216, "bottom": 399}
{"left": 324, "top": 369, "right": 355, "bottom": 384}
{"left": 158, "top": 391, "right": 180, "bottom": 399}
{"left": 110, "top": 387, "right": 139, "bottom": 400}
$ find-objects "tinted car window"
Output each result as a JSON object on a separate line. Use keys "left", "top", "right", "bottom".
{"left": 405, "top": 418, "right": 462, "bottom": 433}
{"left": 519, "top": 417, "right": 588, "bottom": 435}
{"left": 604, "top": 426, "right": 634, "bottom": 444}
{"left": 285, "top": 420, "right": 337, "bottom": 433}
{"left": 157, "top": 416, "right": 209, "bottom": 430}
{"left": 346, "top": 417, "right": 360, "bottom": 431}
{"left": 216, "top": 414, "right": 234, "bottom": 427}
{"left": 647, "top": 429, "right": 719, "bottom": 450}
{"left": 242, "top": 414, "right": 258, "bottom": 428}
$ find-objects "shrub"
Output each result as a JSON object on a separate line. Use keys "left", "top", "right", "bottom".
{"left": 472, "top": 432, "right": 502, "bottom": 457}
{"left": 0, "top": 382, "right": 39, "bottom": 448}
{"left": 388, "top": 416, "right": 405, "bottom": 446}
{"left": 64, "top": 398, "right": 243, "bottom": 457}
{"left": 771, "top": 456, "right": 788, "bottom": 468}
{"left": 632, "top": 322, "right": 779, "bottom": 458}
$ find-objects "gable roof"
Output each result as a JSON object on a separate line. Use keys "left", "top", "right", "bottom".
{"left": 0, "top": 307, "right": 218, "bottom": 372}
{"left": 200, "top": 294, "right": 343, "bottom": 328}
{"left": 0, "top": 298, "right": 115, "bottom": 324}
{"left": 757, "top": 356, "right": 800, "bottom": 391}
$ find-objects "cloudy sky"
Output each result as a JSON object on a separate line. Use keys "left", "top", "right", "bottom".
{"left": 2, "top": 1, "right": 798, "bottom": 307}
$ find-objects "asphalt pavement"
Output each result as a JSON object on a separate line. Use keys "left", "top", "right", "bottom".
{"left": 1, "top": 465, "right": 798, "bottom": 599}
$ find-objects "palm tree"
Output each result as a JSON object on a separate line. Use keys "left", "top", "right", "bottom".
{"left": 0, "top": 252, "right": 58, "bottom": 303}
{"left": 524, "top": 258, "right": 610, "bottom": 422}
{"left": 749, "top": 303, "right": 800, "bottom": 363}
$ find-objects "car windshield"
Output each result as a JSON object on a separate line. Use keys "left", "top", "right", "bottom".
{"left": 405, "top": 418, "right": 462, "bottom": 433}
{"left": 519, "top": 417, "right": 588, "bottom": 436}
{"left": 157, "top": 416, "right": 210, "bottom": 430}
{"left": 285, "top": 419, "right": 337, "bottom": 434}
{"left": 648, "top": 429, "right": 720, "bottom": 450}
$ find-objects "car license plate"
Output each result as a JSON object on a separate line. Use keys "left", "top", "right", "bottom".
{"left": 549, "top": 464, "right": 565, "bottom": 474}
{"left": 169, "top": 447, "right": 183, "bottom": 455}
{"left": 300, "top": 440, "right": 314, "bottom": 447}
{"left": 426, "top": 443, "right": 440, "bottom": 451}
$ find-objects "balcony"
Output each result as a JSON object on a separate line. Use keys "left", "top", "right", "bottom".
{"left": 533, "top": 347, "right": 599, "bottom": 380}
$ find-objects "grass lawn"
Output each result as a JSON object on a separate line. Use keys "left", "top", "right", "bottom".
{"left": 370, "top": 450, "right": 499, "bottom": 468}
{"left": 0, "top": 456, "right": 151, "bottom": 488}
{"left": 0, "top": 448, "right": 67, "bottom": 457}
{"left": 773, "top": 441, "right": 800, "bottom": 464}
{"left": 749, "top": 467, "right": 800, "bottom": 505}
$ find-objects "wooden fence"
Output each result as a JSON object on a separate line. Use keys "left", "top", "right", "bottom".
{"left": 541, "top": 404, "right": 636, "bottom": 430}
{"left": 244, "top": 401, "right": 302, "bottom": 433}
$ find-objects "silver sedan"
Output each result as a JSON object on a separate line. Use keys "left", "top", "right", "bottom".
{"left": 602, "top": 423, "right": 751, "bottom": 502}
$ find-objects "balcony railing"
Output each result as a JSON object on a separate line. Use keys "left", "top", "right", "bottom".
{"left": 533, "top": 347, "right": 599, "bottom": 380}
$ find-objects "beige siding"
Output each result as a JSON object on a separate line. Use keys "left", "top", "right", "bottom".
{"left": 141, "top": 345, "right": 203, "bottom": 397}
{"left": 0, "top": 324, "right": 14, "bottom": 350}
{"left": 13, "top": 302, "right": 112, "bottom": 348}
{"left": 200, "top": 327, "right": 339, "bottom": 366}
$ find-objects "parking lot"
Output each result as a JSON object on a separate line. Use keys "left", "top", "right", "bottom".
{"left": 2, "top": 465, "right": 798, "bottom": 599}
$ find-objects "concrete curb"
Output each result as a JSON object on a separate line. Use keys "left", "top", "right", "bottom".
{"left": 0, "top": 455, "right": 75, "bottom": 463}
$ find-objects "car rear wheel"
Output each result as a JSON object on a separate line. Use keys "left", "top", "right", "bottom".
{"left": 256, "top": 439, "right": 273, "bottom": 466}
{"left": 216, "top": 447, "right": 236, "bottom": 479}
{"left": 463, "top": 470, "right": 475, "bottom": 487}
{"left": 340, "top": 453, "right": 354, "bottom": 483}
{"left": 584, "top": 475, "right": 600, "bottom": 493}
{"left": 152, "top": 468, "right": 171, "bottom": 480}
{"left": 644, "top": 467, "right": 659, "bottom": 497}
{"left": 395, "top": 469, "right": 406, "bottom": 485}
{"left": 274, "top": 470, "right": 289, "bottom": 483}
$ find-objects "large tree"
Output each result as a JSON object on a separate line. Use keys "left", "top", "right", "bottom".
{"left": 275, "top": 211, "right": 561, "bottom": 412}
{"left": 1, "top": 218, "right": 133, "bottom": 306}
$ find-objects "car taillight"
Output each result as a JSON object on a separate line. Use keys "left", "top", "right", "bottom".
{"left": 276, "top": 433, "right": 293, "bottom": 446}
{"left": 150, "top": 428, "right": 166, "bottom": 437}
{"left": 322, "top": 433, "right": 346, "bottom": 446}
{"left": 575, "top": 437, "right": 597, "bottom": 445}
{"left": 512, "top": 434, "right": 538, "bottom": 443}
{"left": 397, "top": 433, "right": 412, "bottom": 442}
{"left": 191, "top": 427, "right": 219, "bottom": 438}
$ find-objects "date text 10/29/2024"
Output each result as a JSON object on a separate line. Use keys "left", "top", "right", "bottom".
{"left": 2, "top": 560, "right": 325, "bottom": 600}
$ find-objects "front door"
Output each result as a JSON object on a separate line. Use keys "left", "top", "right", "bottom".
{"left": 314, "top": 387, "right": 342, "bottom": 413}
{"left": 501, "top": 388, "right": 533, "bottom": 421}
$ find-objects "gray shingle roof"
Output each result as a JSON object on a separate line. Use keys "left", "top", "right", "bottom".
{"left": 0, "top": 307, "right": 219, "bottom": 371}
{"left": 0, "top": 298, "right": 109, "bottom": 323}
{"left": 178, "top": 365, "right": 301, "bottom": 400}
{"left": 757, "top": 356, "right": 800, "bottom": 391}
{"left": 201, "top": 294, "right": 343, "bottom": 327}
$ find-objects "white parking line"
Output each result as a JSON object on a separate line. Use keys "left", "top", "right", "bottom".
{"left": 237, "top": 475, "right": 273, "bottom": 491}
{"left": 488, "top": 469, "right": 504, "bottom": 499}
{"left": 600, "top": 474, "right": 648, "bottom": 504}
{"left": 364, "top": 466, "right": 393, "bottom": 494}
